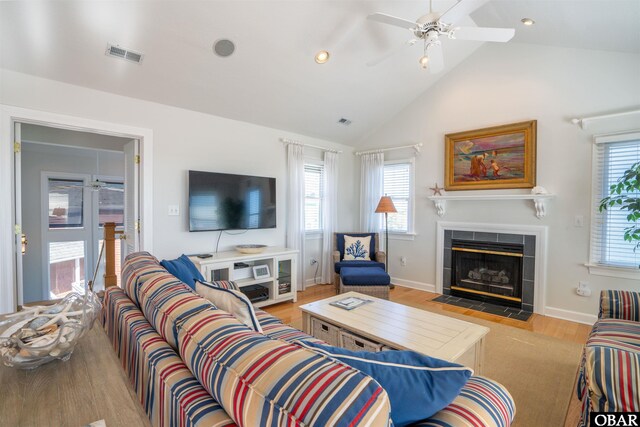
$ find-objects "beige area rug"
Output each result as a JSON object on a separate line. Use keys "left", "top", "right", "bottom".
{"left": 290, "top": 309, "right": 583, "bottom": 427}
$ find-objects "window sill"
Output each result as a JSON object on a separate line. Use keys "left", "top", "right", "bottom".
{"left": 585, "top": 263, "right": 640, "bottom": 280}
{"left": 388, "top": 232, "right": 417, "bottom": 241}
{"left": 305, "top": 232, "right": 323, "bottom": 240}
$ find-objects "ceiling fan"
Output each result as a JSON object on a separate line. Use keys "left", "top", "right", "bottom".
{"left": 367, "top": 0, "right": 515, "bottom": 72}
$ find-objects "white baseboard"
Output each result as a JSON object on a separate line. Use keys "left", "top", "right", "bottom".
{"left": 391, "top": 277, "right": 436, "bottom": 293}
{"left": 304, "top": 278, "right": 331, "bottom": 288}
{"left": 544, "top": 306, "right": 597, "bottom": 325}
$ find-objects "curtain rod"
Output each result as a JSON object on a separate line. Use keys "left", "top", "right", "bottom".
{"left": 571, "top": 109, "right": 640, "bottom": 129}
{"left": 354, "top": 143, "right": 423, "bottom": 156}
{"left": 280, "top": 138, "right": 342, "bottom": 153}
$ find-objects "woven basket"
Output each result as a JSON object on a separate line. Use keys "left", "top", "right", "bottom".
{"left": 311, "top": 318, "right": 340, "bottom": 346}
{"left": 339, "top": 330, "right": 382, "bottom": 352}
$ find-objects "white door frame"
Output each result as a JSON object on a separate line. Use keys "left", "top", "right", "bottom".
{"left": 0, "top": 104, "right": 154, "bottom": 314}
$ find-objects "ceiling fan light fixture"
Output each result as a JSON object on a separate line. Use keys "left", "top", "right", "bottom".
{"left": 419, "top": 55, "right": 429, "bottom": 69}
{"left": 521, "top": 18, "right": 535, "bottom": 26}
{"left": 315, "top": 50, "right": 330, "bottom": 64}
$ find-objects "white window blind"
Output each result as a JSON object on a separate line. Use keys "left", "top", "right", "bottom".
{"left": 383, "top": 161, "right": 412, "bottom": 233}
{"left": 591, "top": 134, "right": 640, "bottom": 268}
{"left": 304, "top": 164, "right": 323, "bottom": 232}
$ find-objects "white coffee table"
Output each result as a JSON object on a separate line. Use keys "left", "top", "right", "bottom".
{"left": 300, "top": 291, "right": 489, "bottom": 374}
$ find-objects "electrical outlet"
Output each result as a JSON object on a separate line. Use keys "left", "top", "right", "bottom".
{"left": 168, "top": 205, "right": 180, "bottom": 216}
{"left": 310, "top": 258, "right": 317, "bottom": 266}
{"left": 400, "top": 256, "right": 407, "bottom": 267}
{"left": 576, "top": 281, "right": 592, "bottom": 297}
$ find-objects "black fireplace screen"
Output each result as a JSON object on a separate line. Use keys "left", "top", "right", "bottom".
{"left": 451, "top": 239, "right": 524, "bottom": 304}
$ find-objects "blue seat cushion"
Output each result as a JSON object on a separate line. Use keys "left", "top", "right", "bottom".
{"left": 341, "top": 266, "right": 390, "bottom": 286}
{"left": 334, "top": 260, "right": 386, "bottom": 274}
{"left": 337, "top": 233, "right": 377, "bottom": 261}
{"left": 160, "top": 254, "right": 205, "bottom": 289}
{"left": 297, "top": 341, "right": 472, "bottom": 427}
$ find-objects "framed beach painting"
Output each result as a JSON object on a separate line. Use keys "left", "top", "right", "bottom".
{"left": 444, "top": 120, "right": 537, "bottom": 190}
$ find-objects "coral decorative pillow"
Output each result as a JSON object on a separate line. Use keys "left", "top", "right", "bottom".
{"left": 343, "top": 235, "right": 372, "bottom": 260}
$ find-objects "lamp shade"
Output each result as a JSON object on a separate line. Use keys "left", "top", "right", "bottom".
{"left": 375, "top": 196, "right": 397, "bottom": 213}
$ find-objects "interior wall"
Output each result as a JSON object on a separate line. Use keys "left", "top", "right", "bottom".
{"left": 1, "top": 69, "right": 357, "bottom": 286}
{"left": 360, "top": 43, "right": 640, "bottom": 319}
{"left": 20, "top": 142, "right": 124, "bottom": 302}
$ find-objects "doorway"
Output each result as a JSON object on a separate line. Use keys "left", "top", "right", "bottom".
{"left": 18, "top": 125, "right": 134, "bottom": 304}
{"left": 0, "top": 105, "right": 154, "bottom": 314}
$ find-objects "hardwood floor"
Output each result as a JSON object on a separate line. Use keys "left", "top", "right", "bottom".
{"left": 264, "top": 284, "right": 592, "bottom": 345}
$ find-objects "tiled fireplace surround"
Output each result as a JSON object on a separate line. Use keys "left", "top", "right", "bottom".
{"left": 436, "top": 222, "right": 547, "bottom": 316}
{"left": 443, "top": 230, "right": 536, "bottom": 313}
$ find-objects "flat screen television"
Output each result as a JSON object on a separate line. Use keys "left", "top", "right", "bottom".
{"left": 188, "top": 170, "right": 276, "bottom": 232}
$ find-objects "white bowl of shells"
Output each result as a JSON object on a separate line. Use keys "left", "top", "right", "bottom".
{"left": 0, "top": 291, "right": 101, "bottom": 369}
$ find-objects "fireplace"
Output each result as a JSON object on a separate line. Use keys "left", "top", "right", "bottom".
{"left": 451, "top": 239, "right": 523, "bottom": 308}
{"left": 440, "top": 228, "right": 538, "bottom": 315}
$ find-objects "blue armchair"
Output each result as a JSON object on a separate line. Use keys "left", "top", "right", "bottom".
{"left": 332, "top": 232, "right": 386, "bottom": 292}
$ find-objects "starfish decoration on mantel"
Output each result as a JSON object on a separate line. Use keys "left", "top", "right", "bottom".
{"left": 429, "top": 183, "right": 444, "bottom": 196}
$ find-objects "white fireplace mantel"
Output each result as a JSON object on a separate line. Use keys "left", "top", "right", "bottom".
{"left": 428, "top": 193, "right": 555, "bottom": 219}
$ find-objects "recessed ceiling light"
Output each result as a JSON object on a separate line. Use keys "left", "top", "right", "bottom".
{"left": 315, "top": 50, "right": 330, "bottom": 64}
{"left": 521, "top": 18, "right": 535, "bottom": 26}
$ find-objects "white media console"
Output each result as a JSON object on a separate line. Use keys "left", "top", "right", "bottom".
{"left": 189, "top": 247, "right": 298, "bottom": 308}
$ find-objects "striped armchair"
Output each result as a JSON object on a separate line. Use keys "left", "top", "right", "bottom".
{"left": 577, "top": 290, "right": 640, "bottom": 426}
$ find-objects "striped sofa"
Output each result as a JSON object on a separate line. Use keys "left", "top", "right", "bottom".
{"left": 102, "top": 252, "right": 515, "bottom": 427}
{"left": 577, "top": 290, "right": 640, "bottom": 426}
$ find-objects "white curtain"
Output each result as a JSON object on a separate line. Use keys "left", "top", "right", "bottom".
{"left": 286, "top": 143, "right": 306, "bottom": 290}
{"left": 321, "top": 151, "right": 338, "bottom": 284}
{"left": 360, "top": 152, "right": 384, "bottom": 232}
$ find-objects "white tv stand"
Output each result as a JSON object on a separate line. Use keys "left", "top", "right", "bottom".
{"left": 189, "top": 247, "right": 298, "bottom": 308}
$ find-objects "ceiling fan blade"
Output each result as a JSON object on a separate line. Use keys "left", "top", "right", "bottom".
{"left": 438, "top": 0, "right": 490, "bottom": 25}
{"left": 452, "top": 26, "right": 515, "bottom": 42}
{"left": 367, "top": 13, "right": 416, "bottom": 30}
{"left": 366, "top": 39, "right": 417, "bottom": 67}
{"left": 427, "top": 44, "right": 444, "bottom": 74}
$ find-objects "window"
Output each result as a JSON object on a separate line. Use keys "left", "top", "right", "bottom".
{"left": 590, "top": 132, "right": 640, "bottom": 271}
{"left": 98, "top": 181, "right": 124, "bottom": 227}
{"left": 48, "top": 178, "right": 84, "bottom": 229}
{"left": 304, "top": 163, "right": 324, "bottom": 232}
{"left": 383, "top": 160, "right": 414, "bottom": 233}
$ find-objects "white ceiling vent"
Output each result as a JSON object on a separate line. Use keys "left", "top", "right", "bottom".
{"left": 106, "top": 44, "right": 144, "bottom": 64}
{"left": 338, "top": 118, "right": 352, "bottom": 126}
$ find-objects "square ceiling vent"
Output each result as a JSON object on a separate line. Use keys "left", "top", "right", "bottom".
{"left": 338, "top": 118, "right": 352, "bottom": 126}
{"left": 106, "top": 44, "right": 144, "bottom": 64}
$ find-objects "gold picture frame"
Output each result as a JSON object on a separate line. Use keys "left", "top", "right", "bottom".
{"left": 445, "top": 120, "right": 537, "bottom": 191}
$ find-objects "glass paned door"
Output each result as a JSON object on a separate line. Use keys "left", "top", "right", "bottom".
{"left": 42, "top": 172, "right": 92, "bottom": 301}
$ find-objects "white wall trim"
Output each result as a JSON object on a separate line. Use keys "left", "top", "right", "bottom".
{"left": 435, "top": 221, "right": 548, "bottom": 315}
{"left": 585, "top": 263, "right": 640, "bottom": 280}
{"left": 544, "top": 306, "right": 597, "bottom": 325}
{"left": 0, "top": 104, "right": 154, "bottom": 314}
{"left": 392, "top": 277, "right": 436, "bottom": 293}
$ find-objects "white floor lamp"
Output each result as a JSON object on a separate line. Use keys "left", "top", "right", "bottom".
{"left": 375, "top": 195, "right": 397, "bottom": 275}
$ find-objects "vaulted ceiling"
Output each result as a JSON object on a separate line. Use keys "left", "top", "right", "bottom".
{"left": 1, "top": 1, "right": 638, "bottom": 147}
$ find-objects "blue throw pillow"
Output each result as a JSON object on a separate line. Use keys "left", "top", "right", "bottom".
{"left": 298, "top": 341, "right": 472, "bottom": 426}
{"left": 160, "top": 255, "right": 205, "bottom": 289}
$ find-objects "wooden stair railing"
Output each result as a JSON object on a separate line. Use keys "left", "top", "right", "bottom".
{"left": 103, "top": 222, "right": 124, "bottom": 288}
